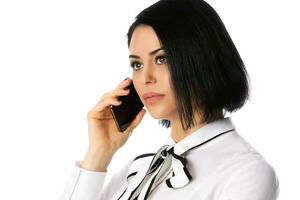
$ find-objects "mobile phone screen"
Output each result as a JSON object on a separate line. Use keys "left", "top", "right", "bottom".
{"left": 110, "top": 81, "right": 144, "bottom": 132}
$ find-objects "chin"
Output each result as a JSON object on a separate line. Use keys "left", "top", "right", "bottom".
{"left": 148, "top": 112, "right": 163, "bottom": 119}
{"left": 145, "top": 105, "right": 169, "bottom": 119}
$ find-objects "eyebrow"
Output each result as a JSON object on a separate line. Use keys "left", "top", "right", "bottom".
{"left": 129, "top": 47, "right": 165, "bottom": 59}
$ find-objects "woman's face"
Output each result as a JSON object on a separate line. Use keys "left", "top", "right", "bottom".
{"left": 128, "top": 24, "right": 177, "bottom": 120}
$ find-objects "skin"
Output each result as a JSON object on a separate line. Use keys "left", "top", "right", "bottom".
{"left": 80, "top": 24, "right": 208, "bottom": 172}
{"left": 129, "top": 24, "right": 206, "bottom": 143}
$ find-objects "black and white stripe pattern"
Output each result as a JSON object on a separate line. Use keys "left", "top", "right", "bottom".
{"left": 118, "top": 128, "right": 235, "bottom": 200}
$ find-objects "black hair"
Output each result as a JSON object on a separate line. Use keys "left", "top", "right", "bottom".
{"left": 126, "top": 0, "right": 251, "bottom": 131}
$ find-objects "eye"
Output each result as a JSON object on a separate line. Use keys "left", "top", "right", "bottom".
{"left": 130, "top": 61, "right": 143, "bottom": 71}
{"left": 129, "top": 55, "right": 167, "bottom": 71}
{"left": 156, "top": 55, "right": 167, "bottom": 65}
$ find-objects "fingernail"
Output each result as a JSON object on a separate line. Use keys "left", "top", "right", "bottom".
{"left": 124, "top": 77, "right": 129, "bottom": 81}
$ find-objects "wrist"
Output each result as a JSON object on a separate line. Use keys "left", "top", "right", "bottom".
{"left": 80, "top": 148, "right": 114, "bottom": 172}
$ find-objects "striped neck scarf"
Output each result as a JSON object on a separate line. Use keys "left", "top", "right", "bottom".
{"left": 118, "top": 117, "right": 235, "bottom": 200}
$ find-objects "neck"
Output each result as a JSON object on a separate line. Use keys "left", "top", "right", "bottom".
{"left": 170, "top": 113, "right": 206, "bottom": 143}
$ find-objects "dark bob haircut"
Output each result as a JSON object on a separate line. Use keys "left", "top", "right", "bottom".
{"left": 126, "top": 0, "right": 251, "bottom": 131}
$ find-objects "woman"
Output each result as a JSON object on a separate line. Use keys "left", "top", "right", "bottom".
{"left": 60, "top": 0, "right": 280, "bottom": 199}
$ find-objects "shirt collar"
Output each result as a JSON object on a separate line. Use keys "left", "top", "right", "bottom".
{"left": 166, "top": 117, "right": 235, "bottom": 155}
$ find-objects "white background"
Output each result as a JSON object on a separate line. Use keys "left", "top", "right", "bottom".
{"left": 0, "top": 0, "right": 299, "bottom": 199}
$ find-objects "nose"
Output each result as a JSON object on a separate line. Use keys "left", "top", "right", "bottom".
{"left": 141, "top": 61, "right": 157, "bottom": 85}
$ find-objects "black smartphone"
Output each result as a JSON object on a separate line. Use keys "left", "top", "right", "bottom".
{"left": 110, "top": 81, "right": 144, "bottom": 132}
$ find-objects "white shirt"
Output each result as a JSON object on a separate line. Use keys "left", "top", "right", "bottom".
{"left": 59, "top": 117, "right": 280, "bottom": 200}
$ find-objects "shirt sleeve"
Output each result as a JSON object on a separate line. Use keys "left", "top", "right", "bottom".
{"left": 59, "top": 160, "right": 107, "bottom": 200}
{"left": 99, "top": 155, "right": 136, "bottom": 199}
{"left": 221, "top": 160, "right": 280, "bottom": 200}
{"left": 59, "top": 155, "right": 136, "bottom": 200}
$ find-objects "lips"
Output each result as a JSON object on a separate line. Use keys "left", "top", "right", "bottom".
{"left": 142, "top": 92, "right": 165, "bottom": 100}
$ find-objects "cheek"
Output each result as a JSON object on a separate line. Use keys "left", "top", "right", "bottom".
{"left": 165, "top": 77, "right": 178, "bottom": 111}
{"left": 132, "top": 78, "right": 144, "bottom": 102}
{"left": 166, "top": 91, "right": 177, "bottom": 110}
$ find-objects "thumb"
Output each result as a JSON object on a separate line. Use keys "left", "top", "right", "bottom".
{"left": 127, "top": 109, "right": 147, "bottom": 133}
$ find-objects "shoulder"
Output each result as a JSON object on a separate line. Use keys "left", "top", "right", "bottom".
{"left": 221, "top": 152, "right": 280, "bottom": 200}
{"left": 209, "top": 132, "right": 280, "bottom": 199}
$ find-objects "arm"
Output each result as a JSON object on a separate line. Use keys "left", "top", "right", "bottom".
{"left": 59, "top": 77, "right": 146, "bottom": 199}
{"left": 59, "top": 152, "right": 135, "bottom": 200}
{"left": 220, "top": 160, "right": 280, "bottom": 200}
{"left": 59, "top": 160, "right": 107, "bottom": 200}
{"left": 59, "top": 148, "right": 112, "bottom": 200}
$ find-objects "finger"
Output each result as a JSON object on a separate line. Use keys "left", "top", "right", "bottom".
{"left": 115, "top": 78, "right": 132, "bottom": 90}
{"left": 111, "top": 88, "right": 130, "bottom": 97}
{"left": 122, "top": 129, "right": 133, "bottom": 136}
{"left": 103, "top": 88, "right": 130, "bottom": 105}
{"left": 126, "top": 109, "right": 147, "bottom": 132}
{"left": 92, "top": 95, "right": 122, "bottom": 112}
{"left": 94, "top": 88, "right": 129, "bottom": 110}
{"left": 100, "top": 88, "right": 127, "bottom": 101}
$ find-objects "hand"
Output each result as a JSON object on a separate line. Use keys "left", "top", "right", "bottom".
{"left": 86, "top": 78, "right": 146, "bottom": 155}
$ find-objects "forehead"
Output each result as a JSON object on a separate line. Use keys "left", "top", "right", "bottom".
{"left": 129, "top": 25, "right": 162, "bottom": 53}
